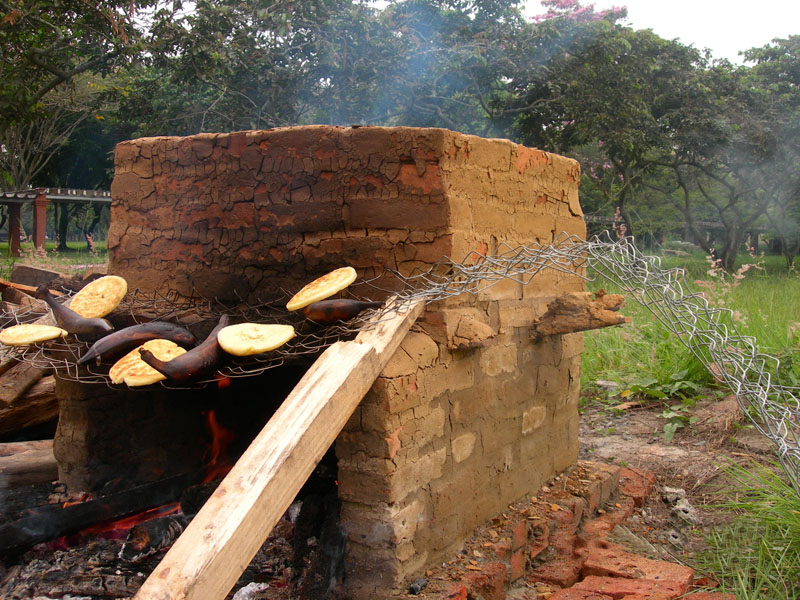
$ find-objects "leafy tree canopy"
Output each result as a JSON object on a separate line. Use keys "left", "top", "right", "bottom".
{"left": 0, "top": 0, "right": 152, "bottom": 126}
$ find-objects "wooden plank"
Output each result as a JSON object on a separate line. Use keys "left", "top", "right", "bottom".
{"left": 0, "top": 277, "right": 38, "bottom": 296}
{"left": 0, "top": 277, "right": 61, "bottom": 298}
{"left": 134, "top": 299, "right": 424, "bottom": 600}
{"left": 0, "top": 352, "right": 20, "bottom": 378}
{"left": 0, "top": 289, "right": 48, "bottom": 314}
{"left": 0, "top": 364, "right": 52, "bottom": 408}
{"left": 0, "top": 375, "right": 57, "bottom": 434}
{"left": 0, "top": 440, "right": 57, "bottom": 487}
{"left": 0, "top": 291, "right": 62, "bottom": 394}
{"left": 0, "top": 439, "right": 54, "bottom": 457}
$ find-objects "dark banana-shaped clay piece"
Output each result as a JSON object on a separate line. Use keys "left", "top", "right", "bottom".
{"left": 138, "top": 315, "right": 230, "bottom": 381}
{"left": 301, "top": 299, "right": 383, "bottom": 324}
{"left": 35, "top": 284, "right": 114, "bottom": 336}
{"left": 78, "top": 321, "right": 198, "bottom": 366}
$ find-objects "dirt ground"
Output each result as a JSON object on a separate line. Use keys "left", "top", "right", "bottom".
{"left": 578, "top": 390, "right": 777, "bottom": 558}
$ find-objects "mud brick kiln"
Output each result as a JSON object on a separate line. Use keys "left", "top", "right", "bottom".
{"left": 98, "top": 125, "right": 586, "bottom": 597}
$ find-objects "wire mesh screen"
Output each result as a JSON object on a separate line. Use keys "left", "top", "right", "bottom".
{"left": 2, "top": 233, "right": 798, "bottom": 494}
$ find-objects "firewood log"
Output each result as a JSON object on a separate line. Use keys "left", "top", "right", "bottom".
{"left": 0, "top": 374, "right": 57, "bottom": 435}
{"left": 0, "top": 439, "right": 57, "bottom": 487}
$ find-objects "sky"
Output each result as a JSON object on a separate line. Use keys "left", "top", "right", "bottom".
{"left": 524, "top": 0, "right": 800, "bottom": 64}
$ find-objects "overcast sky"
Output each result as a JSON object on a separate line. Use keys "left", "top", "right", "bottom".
{"left": 523, "top": 0, "right": 800, "bottom": 63}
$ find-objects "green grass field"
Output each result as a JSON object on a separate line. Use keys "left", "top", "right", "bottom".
{"left": 0, "top": 241, "right": 108, "bottom": 279}
{"left": 582, "top": 250, "right": 800, "bottom": 392}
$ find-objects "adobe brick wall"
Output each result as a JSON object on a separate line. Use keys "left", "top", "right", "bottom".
{"left": 107, "top": 125, "right": 585, "bottom": 598}
{"left": 108, "top": 126, "right": 583, "bottom": 300}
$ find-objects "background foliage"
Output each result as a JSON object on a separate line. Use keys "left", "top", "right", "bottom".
{"left": 1, "top": 0, "right": 798, "bottom": 267}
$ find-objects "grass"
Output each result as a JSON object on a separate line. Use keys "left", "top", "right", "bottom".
{"left": 582, "top": 249, "right": 800, "bottom": 392}
{"left": 0, "top": 241, "right": 108, "bottom": 280}
{"left": 691, "top": 461, "right": 800, "bottom": 599}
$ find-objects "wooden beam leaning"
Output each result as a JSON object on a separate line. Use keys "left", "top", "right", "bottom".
{"left": 134, "top": 299, "right": 425, "bottom": 600}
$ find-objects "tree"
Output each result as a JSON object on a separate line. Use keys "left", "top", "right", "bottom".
{"left": 363, "top": 0, "right": 529, "bottom": 135}
{"left": 118, "top": 0, "right": 377, "bottom": 135}
{"left": 117, "top": 0, "right": 533, "bottom": 137}
{"left": 1, "top": 0, "right": 153, "bottom": 198}
{"left": 745, "top": 36, "right": 800, "bottom": 268}
{"left": 0, "top": 0, "right": 151, "bottom": 126}
{"left": 658, "top": 59, "right": 793, "bottom": 272}
{"left": 512, "top": 11, "right": 706, "bottom": 239}
{"left": 0, "top": 83, "right": 92, "bottom": 191}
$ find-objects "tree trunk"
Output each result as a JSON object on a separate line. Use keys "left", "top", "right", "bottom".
{"left": 82, "top": 203, "right": 103, "bottom": 252}
{"left": 57, "top": 201, "right": 70, "bottom": 251}
{"left": 719, "top": 227, "right": 744, "bottom": 272}
{"left": 617, "top": 201, "right": 636, "bottom": 240}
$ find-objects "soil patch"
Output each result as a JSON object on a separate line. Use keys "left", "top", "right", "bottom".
{"left": 579, "top": 391, "right": 778, "bottom": 556}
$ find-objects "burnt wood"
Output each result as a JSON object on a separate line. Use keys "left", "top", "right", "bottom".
{"left": 0, "top": 471, "right": 198, "bottom": 554}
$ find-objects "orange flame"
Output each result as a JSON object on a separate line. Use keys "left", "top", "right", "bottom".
{"left": 62, "top": 492, "right": 91, "bottom": 508}
{"left": 85, "top": 502, "right": 182, "bottom": 538}
{"left": 202, "top": 409, "right": 235, "bottom": 482}
{"left": 48, "top": 502, "right": 183, "bottom": 549}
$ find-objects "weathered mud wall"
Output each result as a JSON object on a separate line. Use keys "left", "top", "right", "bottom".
{"left": 108, "top": 126, "right": 583, "bottom": 301}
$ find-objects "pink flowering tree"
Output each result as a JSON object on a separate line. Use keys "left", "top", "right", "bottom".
{"left": 532, "top": 0, "right": 626, "bottom": 24}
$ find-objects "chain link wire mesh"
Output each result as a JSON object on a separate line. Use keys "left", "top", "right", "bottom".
{"left": 2, "top": 233, "right": 797, "bottom": 493}
{"left": 376, "top": 233, "right": 800, "bottom": 496}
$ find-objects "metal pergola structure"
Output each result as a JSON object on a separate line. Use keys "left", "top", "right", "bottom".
{"left": 0, "top": 188, "right": 111, "bottom": 256}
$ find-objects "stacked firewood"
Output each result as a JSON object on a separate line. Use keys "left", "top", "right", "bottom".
{"left": 0, "top": 267, "right": 86, "bottom": 490}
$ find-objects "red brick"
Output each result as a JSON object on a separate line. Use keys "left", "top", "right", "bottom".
{"left": 583, "top": 462, "right": 622, "bottom": 504}
{"left": 548, "top": 590, "right": 613, "bottom": 600}
{"left": 512, "top": 519, "right": 529, "bottom": 550}
{"left": 585, "top": 479, "right": 603, "bottom": 514}
{"left": 549, "top": 526, "right": 578, "bottom": 554}
{"left": 464, "top": 562, "right": 507, "bottom": 600}
{"left": 528, "top": 555, "right": 585, "bottom": 588}
{"left": 529, "top": 527, "right": 550, "bottom": 561}
{"left": 573, "top": 575, "right": 685, "bottom": 599}
{"left": 569, "top": 496, "right": 586, "bottom": 526}
{"left": 582, "top": 548, "right": 693, "bottom": 594}
{"left": 510, "top": 547, "right": 527, "bottom": 581}
{"left": 576, "top": 537, "right": 623, "bottom": 553}
{"left": 438, "top": 583, "right": 468, "bottom": 599}
{"left": 552, "top": 503, "right": 581, "bottom": 532}
{"left": 493, "top": 539, "right": 512, "bottom": 560}
{"left": 618, "top": 468, "right": 656, "bottom": 507}
{"left": 581, "top": 496, "right": 635, "bottom": 539}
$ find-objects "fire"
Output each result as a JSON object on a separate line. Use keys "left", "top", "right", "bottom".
{"left": 62, "top": 492, "right": 91, "bottom": 508}
{"left": 202, "top": 409, "right": 235, "bottom": 482}
{"left": 47, "top": 502, "right": 183, "bottom": 550}
{"left": 215, "top": 373, "right": 232, "bottom": 389}
{"left": 85, "top": 503, "right": 182, "bottom": 539}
